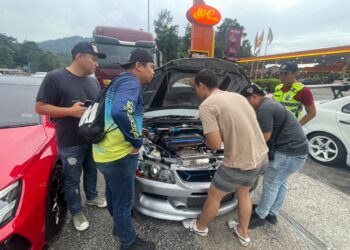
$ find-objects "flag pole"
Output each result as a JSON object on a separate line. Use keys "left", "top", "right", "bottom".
{"left": 254, "top": 30, "right": 264, "bottom": 80}
{"left": 261, "top": 39, "right": 269, "bottom": 78}
{"left": 254, "top": 50, "right": 261, "bottom": 80}
{"left": 250, "top": 32, "right": 258, "bottom": 80}
{"left": 250, "top": 60, "right": 255, "bottom": 79}
{"left": 147, "top": 0, "right": 150, "bottom": 32}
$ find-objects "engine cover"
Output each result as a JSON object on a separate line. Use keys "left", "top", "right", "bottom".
{"left": 162, "top": 134, "right": 205, "bottom": 150}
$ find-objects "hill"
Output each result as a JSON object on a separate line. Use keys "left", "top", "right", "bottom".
{"left": 38, "top": 36, "right": 92, "bottom": 54}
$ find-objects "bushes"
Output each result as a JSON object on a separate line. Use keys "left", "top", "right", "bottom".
{"left": 253, "top": 78, "right": 281, "bottom": 93}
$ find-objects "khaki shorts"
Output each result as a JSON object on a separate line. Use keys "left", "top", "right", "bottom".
{"left": 212, "top": 156, "right": 268, "bottom": 193}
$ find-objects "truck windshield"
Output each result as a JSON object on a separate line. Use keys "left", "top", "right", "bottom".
{"left": 96, "top": 44, "right": 155, "bottom": 67}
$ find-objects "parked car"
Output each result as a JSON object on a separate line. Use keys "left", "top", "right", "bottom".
{"left": 31, "top": 72, "right": 47, "bottom": 77}
{"left": 332, "top": 78, "right": 350, "bottom": 85}
{"left": 134, "top": 58, "right": 255, "bottom": 220}
{"left": 0, "top": 76, "right": 66, "bottom": 250}
{"left": 299, "top": 78, "right": 322, "bottom": 85}
{"left": 303, "top": 96, "right": 350, "bottom": 167}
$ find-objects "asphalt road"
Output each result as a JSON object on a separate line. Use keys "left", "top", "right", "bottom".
{"left": 49, "top": 88, "right": 350, "bottom": 250}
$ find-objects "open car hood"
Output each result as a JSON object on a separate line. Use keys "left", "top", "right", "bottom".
{"left": 143, "top": 58, "right": 251, "bottom": 110}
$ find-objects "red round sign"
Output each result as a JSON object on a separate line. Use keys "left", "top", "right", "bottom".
{"left": 186, "top": 4, "right": 221, "bottom": 26}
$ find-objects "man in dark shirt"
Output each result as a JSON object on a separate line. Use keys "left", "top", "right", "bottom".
{"left": 35, "top": 42, "right": 107, "bottom": 231}
{"left": 240, "top": 84, "right": 309, "bottom": 229}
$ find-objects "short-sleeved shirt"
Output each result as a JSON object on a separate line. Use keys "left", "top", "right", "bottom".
{"left": 199, "top": 90, "right": 268, "bottom": 170}
{"left": 281, "top": 84, "right": 314, "bottom": 106}
{"left": 256, "top": 98, "right": 308, "bottom": 155}
{"left": 36, "top": 68, "right": 100, "bottom": 148}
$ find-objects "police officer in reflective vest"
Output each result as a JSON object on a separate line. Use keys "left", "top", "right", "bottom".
{"left": 273, "top": 62, "right": 316, "bottom": 125}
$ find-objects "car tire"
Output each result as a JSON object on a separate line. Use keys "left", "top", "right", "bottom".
{"left": 308, "top": 132, "right": 347, "bottom": 166}
{"left": 45, "top": 162, "right": 67, "bottom": 243}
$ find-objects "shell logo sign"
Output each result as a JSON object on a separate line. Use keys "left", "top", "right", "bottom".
{"left": 186, "top": 4, "right": 221, "bottom": 26}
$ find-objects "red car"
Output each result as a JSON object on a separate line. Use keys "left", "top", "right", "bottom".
{"left": 0, "top": 76, "right": 66, "bottom": 250}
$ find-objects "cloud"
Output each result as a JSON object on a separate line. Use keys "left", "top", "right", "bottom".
{"left": 0, "top": 0, "right": 349, "bottom": 55}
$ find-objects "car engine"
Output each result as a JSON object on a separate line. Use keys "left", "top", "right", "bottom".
{"left": 142, "top": 119, "right": 223, "bottom": 167}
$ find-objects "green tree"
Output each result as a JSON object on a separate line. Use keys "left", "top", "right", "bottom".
{"left": 0, "top": 46, "right": 15, "bottom": 68}
{"left": 154, "top": 9, "right": 180, "bottom": 63}
{"left": 38, "top": 52, "right": 61, "bottom": 71}
{"left": 0, "top": 34, "right": 18, "bottom": 67}
{"left": 56, "top": 52, "right": 72, "bottom": 67}
{"left": 214, "top": 18, "right": 252, "bottom": 59}
{"left": 0, "top": 33, "right": 65, "bottom": 72}
{"left": 14, "top": 41, "right": 43, "bottom": 72}
{"left": 178, "top": 23, "right": 192, "bottom": 58}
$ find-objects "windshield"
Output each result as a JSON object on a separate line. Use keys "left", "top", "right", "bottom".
{"left": 96, "top": 44, "right": 156, "bottom": 67}
{"left": 151, "top": 72, "right": 233, "bottom": 108}
{"left": 0, "top": 82, "right": 41, "bottom": 128}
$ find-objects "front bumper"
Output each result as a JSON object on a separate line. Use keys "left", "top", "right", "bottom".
{"left": 134, "top": 173, "right": 258, "bottom": 221}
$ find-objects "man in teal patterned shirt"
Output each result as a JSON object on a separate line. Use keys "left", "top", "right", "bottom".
{"left": 93, "top": 49, "right": 155, "bottom": 250}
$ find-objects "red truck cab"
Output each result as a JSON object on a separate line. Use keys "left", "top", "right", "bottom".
{"left": 93, "top": 26, "right": 161, "bottom": 87}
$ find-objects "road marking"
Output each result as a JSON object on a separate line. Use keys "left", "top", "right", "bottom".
{"left": 279, "top": 210, "right": 330, "bottom": 250}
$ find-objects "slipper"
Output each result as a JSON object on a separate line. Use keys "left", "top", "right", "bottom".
{"left": 227, "top": 220, "right": 251, "bottom": 247}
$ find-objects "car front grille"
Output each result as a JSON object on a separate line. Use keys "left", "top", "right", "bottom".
{"left": 177, "top": 170, "right": 216, "bottom": 182}
{"left": 187, "top": 193, "right": 235, "bottom": 208}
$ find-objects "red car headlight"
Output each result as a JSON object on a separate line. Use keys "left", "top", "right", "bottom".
{"left": 0, "top": 180, "right": 22, "bottom": 228}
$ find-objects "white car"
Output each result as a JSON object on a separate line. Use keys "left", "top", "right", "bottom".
{"left": 332, "top": 78, "right": 350, "bottom": 85}
{"left": 303, "top": 96, "right": 350, "bottom": 167}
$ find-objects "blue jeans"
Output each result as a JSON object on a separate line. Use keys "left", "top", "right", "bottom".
{"left": 59, "top": 145, "right": 98, "bottom": 215}
{"left": 256, "top": 151, "right": 308, "bottom": 218}
{"left": 95, "top": 154, "right": 138, "bottom": 249}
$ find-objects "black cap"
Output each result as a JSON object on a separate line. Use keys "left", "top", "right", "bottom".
{"left": 240, "top": 84, "right": 266, "bottom": 97}
{"left": 71, "top": 42, "right": 106, "bottom": 59}
{"left": 120, "top": 48, "right": 154, "bottom": 68}
{"left": 280, "top": 62, "right": 298, "bottom": 73}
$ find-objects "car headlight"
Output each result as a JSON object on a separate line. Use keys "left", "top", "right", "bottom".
{"left": 0, "top": 181, "right": 22, "bottom": 228}
{"left": 136, "top": 161, "right": 175, "bottom": 184}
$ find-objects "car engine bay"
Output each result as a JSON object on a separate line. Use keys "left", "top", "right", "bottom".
{"left": 141, "top": 116, "right": 224, "bottom": 168}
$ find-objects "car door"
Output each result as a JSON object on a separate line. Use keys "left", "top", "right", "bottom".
{"left": 337, "top": 100, "right": 350, "bottom": 149}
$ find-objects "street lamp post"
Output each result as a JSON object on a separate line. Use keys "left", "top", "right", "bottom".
{"left": 147, "top": 0, "right": 150, "bottom": 32}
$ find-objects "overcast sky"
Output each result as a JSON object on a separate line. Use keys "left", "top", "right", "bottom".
{"left": 1, "top": 0, "right": 349, "bottom": 54}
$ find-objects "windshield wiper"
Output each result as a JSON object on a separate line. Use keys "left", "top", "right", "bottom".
{"left": 0, "top": 123, "right": 40, "bottom": 129}
{"left": 145, "top": 115, "right": 196, "bottom": 121}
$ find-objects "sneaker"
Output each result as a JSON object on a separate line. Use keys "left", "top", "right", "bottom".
{"left": 266, "top": 214, "right": 278, "bottom": 224}
{"left": 252, "top": 204, "right": 258, "bottom": 214}
{"left": 182, "top": 219, "right": 209, "bottom": 236}
{"left": 121, "top": 236, "right": 155, "bottom": 250}
{"left": 112, "top": 227, "right": 117, "bottom": 236}
{"left": 252, "top": 204, "right": 277, "bottom": 224}
{"left": 228, "top": 220, "right": 251, "bottom": 247}
{"left": 72, "top": 212, "right": 89, "bottom": 231}
{"left": 86, "top": 195, "right": 107, "bottom": 208}
{"left": 248, "top": 212, "right": 266, "bottom": 229}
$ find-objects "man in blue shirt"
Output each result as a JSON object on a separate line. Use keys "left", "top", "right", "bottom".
{"left": 93, "top": 49, "right": 155, "bottom": 250}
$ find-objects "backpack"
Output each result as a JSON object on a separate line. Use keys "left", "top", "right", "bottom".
{"left": 79, "top": 83, "right": 116, "bottom": 144}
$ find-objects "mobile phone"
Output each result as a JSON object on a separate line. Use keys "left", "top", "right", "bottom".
{"left": 84, "top": 100, "right": 92, "bottom": 107}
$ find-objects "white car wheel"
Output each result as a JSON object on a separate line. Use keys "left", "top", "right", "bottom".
{"left": 308, "top": 132, "right": 346, "bottom": 166}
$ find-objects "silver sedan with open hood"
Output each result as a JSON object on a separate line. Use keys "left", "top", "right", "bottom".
{"left": 134, "top": 58, "right": 256, "bottom": 221}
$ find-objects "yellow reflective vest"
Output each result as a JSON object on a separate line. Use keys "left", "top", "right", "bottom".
{"left": 273, "top": 82, "right": 304, "bottom": 120}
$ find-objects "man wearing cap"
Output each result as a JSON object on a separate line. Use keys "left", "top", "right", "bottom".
{"left": 93, "top": 49, "right": 155, "bottom": 250}
{"left": 182, "top": 69, "right": 268, "bottom": 247}
{"left": 273, "top": 62, "right": 316, "bottom": 125}
{"left": 240, "top": 84, "right": 308, "bottom": 229}
{"left": 35, "top": 42, "right": 107, "bottom": 231}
